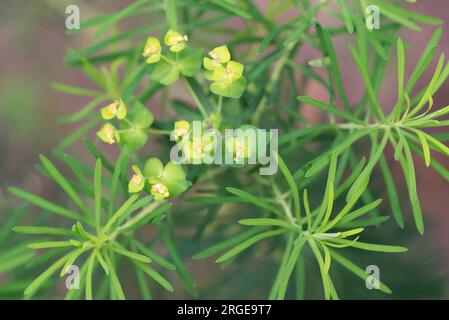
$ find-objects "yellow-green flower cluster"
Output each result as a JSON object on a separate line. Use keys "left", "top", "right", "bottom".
{"left": 143, "top": 29, "right": 189, "bottom": 64}
{"left": 203, "top": 45, "right": 244, "bottom": 83}
{"left": 96, "top": 99, "right": 128, "bottom": 145}
{"left": 128, "top": 157, "right": 191, "bottom": 201}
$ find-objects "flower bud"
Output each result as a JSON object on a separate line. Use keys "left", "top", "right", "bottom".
{"left": 164, "top": 29, "right": 188, "bottom": 52}
{"left": 150, "top": 183, "right": 170, "bottom": 200}
{"left": 101, "top": 100, "right": 127, "bottom": 120}
{"left": 143, "top": 37, "right": 162, "bottom": 64}
{"left": 128, "top": 165, "right": 145, "bottom": 193}
{"left": 97, "top": 123, "right": 120, "bottom": 145}
{"left": 172, "top": 120, "right": 190, "bottom": 140}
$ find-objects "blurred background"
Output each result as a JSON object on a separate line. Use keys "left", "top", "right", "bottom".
{"left": 0, "top": 0, "right": 449, "bottom": 299}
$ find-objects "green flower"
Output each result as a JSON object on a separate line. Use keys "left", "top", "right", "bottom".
{"left": 164, "top": 29, "right": 188, "bottom": 53}
{"left": 119, "top": 101, "right": 154, "bottom": 151}
{"left": 100, "top": 99, "right": 127, "bottom": 120}
{"left": 172, "top": 120, "right": 190, "bottom": 141}
{"left": 226, "top": 125, "right": 258, "bottom": 162}
{"left": 203, "top": 45, "right": 247, "bottom": 99}
{"left": 142, "top": 37, "right": 161, "bottom": 64}
{"left": 182, "top": 137, "right": 204, "bottom": 163}
{"left": 203, "top": 45, "right": 231, "bottom": 70}
{"left": 97, "top": 123, "right": 120, "bottom": 145}
{"left": 209, "top": 77, "right": 247, "bottom": 99}
{"left": 128, "top": 165, "right": 145, "bottom": 193}
{"left": 150, "top": 48, "right": 203, "bottom": 85}
{"left": 144, "top": 157, "right": 191, "bottom": 199}
{"left": 150, "top": 183, "right": 170, "bottom": 200}
{"left": 213, "top": 60, "right": 244, "bottom": 82}
{"left": 227, "top": 136, "right": 251, "bottom": 162}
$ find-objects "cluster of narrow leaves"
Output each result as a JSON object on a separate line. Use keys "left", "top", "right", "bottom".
{"left": 189, "top": 153, "right": 407, "bottom": 300}
{"left": 9, "top": 146, "right": 178, "bottom": 299}
{"left": 2, "top": 0, "right": 449, "bottom": 300}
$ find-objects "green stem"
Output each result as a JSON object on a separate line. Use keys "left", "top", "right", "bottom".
{"left": 160, "top": 54, "right": 175, "bottom": 66}
{"left": 148, "top": 128, "right": 172, "bottom": 135}
{"left": 217, "top": 95, "right": 223, "bottom": 115}
{"left": 184, "top": 77, "right": 209, "bottom": 118}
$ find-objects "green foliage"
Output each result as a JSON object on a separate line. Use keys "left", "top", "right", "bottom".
{"left": 2, "top": 0, "right": 449, "bottom": 300}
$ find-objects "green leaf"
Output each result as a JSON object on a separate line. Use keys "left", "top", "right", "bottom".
{"left": 349, "top": 44, "right": 385, "bottom": 121}
{"left": 209, "top": 0, "right": 252, "bottom": 19}
{"left": 161, "top": 162, "right": 190, "bottom": 197}
{"left": 94, "top": 0, "right": 147, "bottom": 39}
{"left": 151, "top": 59, "right": 180, "bottom": 85}
{"left": 94, "top": 159, "right": 102, "bottom": 230}
{"left": 210, "top": 77, "right": 247, "bottom": 99}
{"left": 161, "top": 225, "right": 198, "bottom": 296}
{"left": 307, "top": 239, "right": 331, "bottom": 300}
{"left": 134, "top": 262, "right": 174, "bottom": 292}
{"left": 178, "top": 48, "right": 203, "bottom": 76}
{"left": 40, "top": 155, "right": 89, "bottom": 215}
{"left": 13, "top": 226, "right": 76, "bottom": 237}
{"left": 192, "top": 228, "right": 260, "bottom": 260}
{"left": 104, "top": 253, "right": 125, "bottom": 300}
{"left": 405, "top": 28, "right": 442, "bottom": 94}
{"left": 276, "top": 237, "right": 306, "bottom": 300}
{"left": 112, "top": 243, "right": 152, "bottom": 263}
{"left": 336, "top": 0, "right": 353, "bottom": 33}
{"left": 130, "top": 237, "right": 175, "bottom": 270}
{"left": 346, "top": 131, "right": 389, "bottom": 204}
{"left": 165, "top": 0, "right": 179, "bottom": 30}
{"left": 27, "top": 241, "right": 74, "bottom": 249}
{"left": 379, "top": 155, "right": 404, "bottom": 228}
{"left": 275, "top": 152, "right": 300, "bottom": 220}
{"left": 326, "top": 238, "right": 408, "bottom": 253}
{"left": 0, "top": 245, "right": 35, "bottom": 272}
{"left": 150, "top": 48, "right": 203, "bottom": 85}
{"left": 51, "top": 83, "right": 102, "bottom": 97}
{"left": 330, "top": 250, "right": 392, "bottom": 294}
{"left": 402, "top": 140, "right": 425, "bottom": 234}
{"left": 103, "top": 194, "right": 139, "bottom": 233}
{"left": 226, "top": 187, "right": 283, "bottom": 216}
{"left": 24, "top": 253, "right": 72, "bottom": 297}
{"left": 315, "top": 154, "right": 337, "bottom": 229}
{"left": 297, "top": 96, "right": 361, "bottom": 124}
{"left": 396, "top": 38, "right": 405, "bottom": 110}
{"left": 8, "top": 187, "right": 86, "bottom": 222}
{"left": 337, "top": 199, "right": 383, "bottom": 226}
{"left": 238, "top": 218, "right": 295, "bottom": 230}
{"left": 414, "top": 130, "right": 431, "bottom": 167}
{"left": 316, "top": 24, "right": 350, "bottom": 112}
{"left": 215, "top": 229, "right": 287, "bottom": 263}
{"left": 120, "top": 101, "right": 154, "bottom": 151}
{"left": 109, "top": 147, "right": 129, "bottom": 216}
{"left": 84, "top": 138, "right": 115, "bottom": 173}
{"left": 85, "top": 251, "right": 96, "bottom": 300}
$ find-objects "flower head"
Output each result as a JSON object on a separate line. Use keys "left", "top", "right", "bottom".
{"left": 97, "top": 123, "right": 120, "bottom": 145}
{"left": 143, "top": 37, "right": 162, "bottom": 64}
{"left": 100, "top": 99, "right": 127, "bottom": 120}
{"left": 203, "top": 45, "right": 231, "bottom": 70}
{"left": 128, "top": 165, "right": 145, "bottom": 193}
{"left": 213, "top": 60, "right": 244, "bottom": 82}
{"left": 172, "top": 120, "right": 190, "bottom": 141}
{"left": 150, "top": 183, "right": 170, "bottom": 200}
{"left": 164, "top": 29, "right": 188, "bottom": 52}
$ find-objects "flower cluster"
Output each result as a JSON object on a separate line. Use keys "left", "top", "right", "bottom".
{"left": 143, "top": 29, "right": 189, "bottom": 65}
{"left": 97, "top": 100, "right": 128, "bottom": 145}
{"left": 203, "top": 45, "right": 247, "bottom": 99}
{"left": 171, "top": 120, "right": 257, "bottom": 165}
{"left": 97, "top": 100, "right": 154, "bottom": 151}
{"left": 128, "top": 157, "right": 191, "bottom": 200}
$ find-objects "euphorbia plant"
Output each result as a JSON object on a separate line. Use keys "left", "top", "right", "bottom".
{"left": 1, "top": 0, "right": 449, "bottom": 300}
